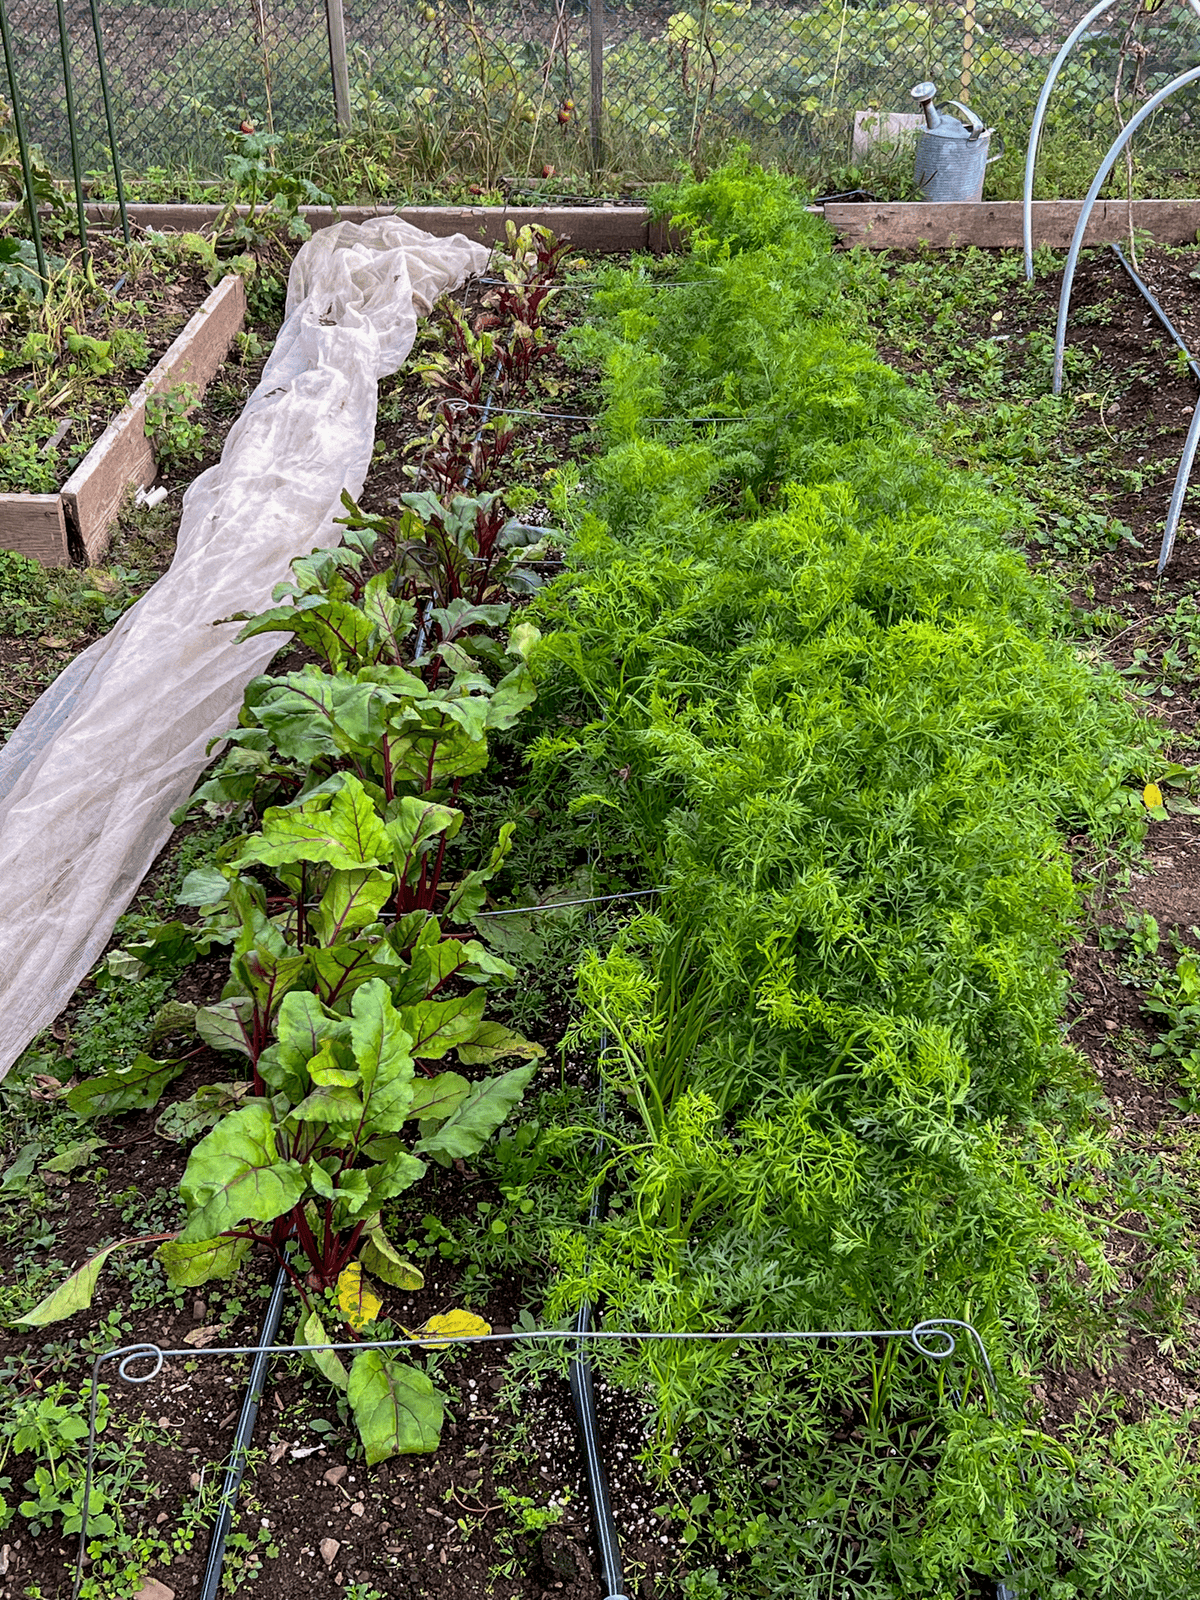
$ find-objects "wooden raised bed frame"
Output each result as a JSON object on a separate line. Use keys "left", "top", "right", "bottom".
{"left": 0, "top": 273, "right": 246, "bottom": 567}
{"left": 7, "top": 194, "right": 1195, "bottom": 566}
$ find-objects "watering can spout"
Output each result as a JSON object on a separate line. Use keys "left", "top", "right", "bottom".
{"left": 910, "top": 80, "right": 940, "bottom": 130}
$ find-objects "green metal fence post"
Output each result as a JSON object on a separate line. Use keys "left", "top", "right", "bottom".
{"left": 589, "top": 0, "right": 603, "bottom": 172}
{"left": 54, "top": 0, "right": 90, "bottom": 261}
{"left": 325, "top": 0, "right": 353, "bottom": 131}
{"left": 87, "top": 0, "right": 130, "bottom": 242}
{"left": 0, "top": 0, "right": 48, "bottom": 281}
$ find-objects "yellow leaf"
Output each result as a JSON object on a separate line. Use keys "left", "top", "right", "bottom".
{"left": 408, "top": 1308, "right": 491, "bottom": 1350}
{"left": 1143, "top": 782, "right": 1164, "bottom": 810}
{"left": 336, "top": 1262, "right": 382, "bottom": 1330}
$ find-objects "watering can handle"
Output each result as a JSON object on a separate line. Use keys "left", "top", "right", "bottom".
{"left": 986, "top": 130, "right": 1006, "bottom": 165}
{"left": 947, "top": 98, "right": 985, "bottom": 135}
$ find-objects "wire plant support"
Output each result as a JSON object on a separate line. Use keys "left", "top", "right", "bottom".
{"left": 1, "top": 0, "right": 130, "bottom": 261}
{"left": 0, "top": 0, "right": 47, "bottom": 282}
{"left": 73, "top": 1319, "right": 1004, "bottom": 1600}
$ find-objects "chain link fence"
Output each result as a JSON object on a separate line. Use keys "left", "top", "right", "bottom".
{"left": 4, "top": 0, "right": 1200, "bottom": 189}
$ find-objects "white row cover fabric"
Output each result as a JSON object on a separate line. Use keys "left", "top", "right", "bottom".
{"left": 0, "top": 218, "right": 490, "bottom": 1081}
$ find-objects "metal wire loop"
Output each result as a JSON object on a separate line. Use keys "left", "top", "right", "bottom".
{"left": 908, "top": 1320, "right": 959, "bottom": 1361}
{"left": 115, "top": 1342, "right": 167, "bottom": 1382}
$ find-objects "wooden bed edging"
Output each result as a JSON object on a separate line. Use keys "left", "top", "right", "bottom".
{"left": 0, "top": 200, "right": 679, "bottom": 254}
{"left": 824, "top": 198, "right": 1200, "bottom": 249}
{"left": 1, "top": 272, "right": 246, "bottom": 567}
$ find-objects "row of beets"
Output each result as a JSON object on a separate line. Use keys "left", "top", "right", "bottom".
{"left": 20, "top": 224, "right": 575, "bottom": 1467}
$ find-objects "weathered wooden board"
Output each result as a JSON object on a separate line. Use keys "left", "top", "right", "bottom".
{"left": 1, "top": 200, "right": 673, "bottom": 253}
{"left": 2, "top": 272, "right": 245, "bottom": 568}
{"left": 0, "top": 495, "right": 70, "bottom": 566}
{"left": 62, "top": 272, "right": 246, "bottom": 563}
{"left": 825, "top": 198, "right": 1200, "bottom": 249}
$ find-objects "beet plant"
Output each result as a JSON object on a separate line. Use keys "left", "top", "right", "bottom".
{"left": 20, "top": 520, "right": 547, "bottom": 1465}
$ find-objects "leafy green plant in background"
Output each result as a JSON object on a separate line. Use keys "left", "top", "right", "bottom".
{"left": 144, "top": 381, "right": 208, "bottom": 474}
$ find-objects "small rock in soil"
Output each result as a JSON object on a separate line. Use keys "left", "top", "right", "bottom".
{"left": 192, "top": 1299, "right": 206, "bottom": 1321}
{"left": 324, "top": 1464, "right": 348, "bottom": 1487}
{"left": 134, "top": 1580, "right": 175, "bottom": 1600}
{"left": 320, "top": 1537, "right": 340, "bottom": 1566}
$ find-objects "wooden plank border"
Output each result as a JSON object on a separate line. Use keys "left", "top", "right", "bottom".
{"left": 825, "top": 198, "right": 1200, "bottom": 250}
{"left": 1, "top": 273, "right": 246, "bottom": 567}
{"left": 0, "top": 200, "right": 671, "bottom": 252}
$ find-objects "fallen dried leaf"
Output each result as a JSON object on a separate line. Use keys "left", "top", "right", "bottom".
{"left": 183, "top": 1325, "right": 222, "bottom": 1347}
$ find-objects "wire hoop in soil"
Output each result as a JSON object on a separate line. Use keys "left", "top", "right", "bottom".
{"left": 74, "top": 1318, "right": 1004, "bottom": 1600}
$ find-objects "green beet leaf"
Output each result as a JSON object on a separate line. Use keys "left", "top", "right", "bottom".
{"left": 250, "top": 669, "right": 401, "bottom": 766}
{"left": 287, "top": 1084, "right": 366, "bottom": 1126}
{"left": 311, "top": 866, "right": 394, "bottom": 946}
{"left": 156, "top": 1083, "right": 251, "bottom": 1144}
{"left": 406, "top": 1071, "right": 470, "bottom": 1124}
{"left": 195, "top": 998, "right": 255, "bottom": 1059}
{"left": 442, "top": 823, "right": 516, "bottom": 921}
{"left": 456, "top": 1021, "right": 546, "bottom": 1066}
{"left": 365, "top": 1148, "right": 426, "bottom": 1205}
{"left": 305, "top": 1038, "right": 359, "bottom": 1089}
{"left": 361, "top": 576, "right": 416, "bottom": 665}
{"left": 157, "top": 1234, "right": 252, "bottom": 1288}
{"left": 277, "top": 989, "right": 351, "bottom": 1052}
{"left": 65, "top": 1053, "right": 186, "bottom": 1118}
{"left": 16, "top": 1240, "right": 126, "bottom": 1325}
{"left": 305, "top": 940, "right": 398, "bottom": 1010}
{"left": 239, "top": 597, "right": 373, "bottom": 672}
{"left": 298, "top": 1309, "right": 349, "bottom": 1391}
{"left": 234, "top": 774, "right": 388, "bottom": 871}
{"left": 385, "top": 795, "right": 463, "bottom": 873}
{"left": 401, "top": 990, "right": 486, "bottom": 1060}
{"left": 179, "top": 1101, "right": 305, "bottom": 1242}
{"left": 359, "top": 1218, "right": 424, "bottom": 1289}
{"left": 42, "top": 1138, "right": 105, "bottom": 1173}
{"left": 351, "top": 979, "right": 416, "bottom": 1134}
{"left": 484, "top": 661, "right": 537, "bottom": 731}
{"left": 415, "top": 1062, "right": 537, "bottom": 1162}
{"left": 347, "top": 1350, "right": 443, "bottom": 1462}
{"left": 177, "top": 865, "right": 232, "bottom": 907}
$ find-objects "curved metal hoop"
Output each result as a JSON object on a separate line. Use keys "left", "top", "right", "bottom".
{"left": 1023, "top": 0, "right": 1120, "bottom": 281}
{"left": 1158, "top": 400, "right": 1200, "bottom": 573}
{"left": 1053, "top": 63, "right": 1200, "bottom": 394}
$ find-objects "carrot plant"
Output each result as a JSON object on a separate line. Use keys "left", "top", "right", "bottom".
{"left": 497, "top": 156, "right": 1199, "bottom": 1597}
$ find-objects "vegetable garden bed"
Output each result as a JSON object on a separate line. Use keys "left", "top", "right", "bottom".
{"left": 4, "top": 167, "right": 1200, "bottom": 1600}
{"left": 0, "top": 233, "right": 248, "bottom": 562}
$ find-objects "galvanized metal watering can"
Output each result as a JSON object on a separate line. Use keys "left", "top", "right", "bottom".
{"left": 909, "top": 81, "right": 1004, "bottom": 202}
